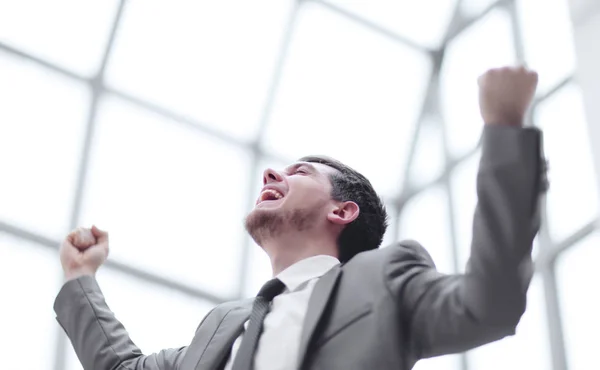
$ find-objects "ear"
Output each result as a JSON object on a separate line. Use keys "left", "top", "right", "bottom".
{"left": 327, "top": 201, "right": 359, "bottom": 225}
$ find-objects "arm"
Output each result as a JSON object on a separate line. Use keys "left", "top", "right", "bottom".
{"left": 386, "top": 67, "right": 545, "bottom": 358}
{"left": 55, "top": 276, "right": 187, "bottom": 370}
{"left": 56, "top": 226, "right": 197, "bottom": 370}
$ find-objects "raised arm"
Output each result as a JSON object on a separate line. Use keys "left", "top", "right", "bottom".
{"left": 386, "top": 67, "right": 546, "bottom": 358}
{"left": 55, "top": 227, "right": 186, "bottom": 370}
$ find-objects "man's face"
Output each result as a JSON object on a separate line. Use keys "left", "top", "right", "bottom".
{"left": 245, "top": 162, "right": 337, "bottom": 245}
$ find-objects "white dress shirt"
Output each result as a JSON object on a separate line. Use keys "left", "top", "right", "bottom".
{"left": 224, "top": 255, "right": 340, "bottom": 370}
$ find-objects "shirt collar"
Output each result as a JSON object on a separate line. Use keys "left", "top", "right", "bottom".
{"left": 276, "top": 255, "right": 340, "bottom": 292}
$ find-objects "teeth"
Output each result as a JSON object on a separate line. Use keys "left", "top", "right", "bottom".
{"left": 260, "top": 189, "right": 283, "bottom": 200}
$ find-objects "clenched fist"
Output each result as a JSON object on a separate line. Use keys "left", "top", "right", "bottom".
{"left": 60, "top": 225, "right": 109, "bottom": 281}
{"left": 478, "top": 66, "right": 538, "bottom": 127}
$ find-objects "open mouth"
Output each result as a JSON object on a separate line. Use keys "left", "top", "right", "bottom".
{"left": 257, "top": 188, "right": 284, "bottom": 205}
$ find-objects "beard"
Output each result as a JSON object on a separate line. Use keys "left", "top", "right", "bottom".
{"left": 244, "top": 206, "right": 321, "bottom": 246}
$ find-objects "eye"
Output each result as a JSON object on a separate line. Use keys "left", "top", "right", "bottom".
{"left": 295, "top": 168, "right": 308, "bottom": 175}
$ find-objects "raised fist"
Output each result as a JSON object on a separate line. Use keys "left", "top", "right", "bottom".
{"left": 478, "top": 66, "right": 538, "bottom": 127}
{"left": 59, "top": 226, "right": 109, "bottom": 281}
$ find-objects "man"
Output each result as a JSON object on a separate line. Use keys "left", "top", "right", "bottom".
{"left": 55, "top": 66, "right": 546, "bottom": 370}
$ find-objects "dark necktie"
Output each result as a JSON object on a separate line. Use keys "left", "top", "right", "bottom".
{"left": 231, "top": 278, "right": 286, "bottom": 370}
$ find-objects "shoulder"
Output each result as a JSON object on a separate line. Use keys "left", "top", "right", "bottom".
{"left": 195, "top": 298, "right": 252, "bottom": 332}
{"left": 338, "top": 241, "right": 438, "bottom": 299}
{"left": 348, "top": 240, "right": 436, "bottom": 268}
{"left": 216, "top": 298, "right": 253, "bottom": 310}
{"left": 391, "top": 240, "right": 436, "bottom": 267}
{"left": 210, "top": 298, "right": 253, "bottom": 318}
{"left": 340, "top": 240, "right": 437, "bottom": 287}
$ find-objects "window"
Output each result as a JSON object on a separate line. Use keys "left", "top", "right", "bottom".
{"left": 0, "top": 1, "right": 589, "bottom": 369}
{"left": 414, "top": 355, "right": 461, "bottom": 370}
{"left": 0, "top": 51, "right": 90, "bottom": 239}
{"left": 556, "top": 231, "right": 600, "bottom": 370}
{"left": 243, "top": 238, "right": 274, "bottom": 298}
{"left": 440, "top": 9, "right": 515, "bottom": 158}
{"left": 0, "top": 0, "right": 119, "bottom": 75}
{"left": 398, "top": 186, "right": 455, "bottom": 274}
{"left": 466, "top": 276, "right": 552, "bottom": 370}
{"left": 535, "top": 84, "right": 598, "bottom": 242}
{"left": 324, "top": 0, "right": 457, "bottom": 48}
{"left": 408, "top": 118, "right": 446, "bottom": 188}
{"left": 516, "top": 0, "right": 576, "bottom": 93}
{"left": 0, "top": 234, "right": 61, "bottom": 370}
{"left": 79, "top": 95, "right": 252, "bottom": 298}
{"left": 381, "top": 203, "right": 398, "bottom": 248}
{"left": 106, "top": 0, "right": 294, "bottom": 141}
{"left": 262, "top": 2, "right": 431, "bottom": 199}
{"left": 460, "top": 0, "right": 500, "bottom": 18}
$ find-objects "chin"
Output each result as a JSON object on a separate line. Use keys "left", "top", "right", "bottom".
{"left": 245, "top": 205, "right": 286, "bottom": 244}
{"left": 254, "top": 198, "right": 285, "bottom": 210}
{"left": 247, "top": 204, "right": 280, "bottom": 219}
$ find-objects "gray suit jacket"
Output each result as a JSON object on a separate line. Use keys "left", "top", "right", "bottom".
{"left": 55, "top": 126, "right": 546, "bottom": 370}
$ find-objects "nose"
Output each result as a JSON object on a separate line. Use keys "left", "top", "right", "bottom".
{"left": 263, "top": 168, "right": 283, "bottom": 185}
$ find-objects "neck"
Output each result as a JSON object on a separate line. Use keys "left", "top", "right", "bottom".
{"left": 260, "top": 232, "right": 339, "bottom": 276}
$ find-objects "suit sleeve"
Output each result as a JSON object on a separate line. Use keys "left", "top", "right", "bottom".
{"left": 385, "top": 125, "right": 546, "bottom": 358}
{"left": 54, "top": 275, "right": 190, "bottom": 370}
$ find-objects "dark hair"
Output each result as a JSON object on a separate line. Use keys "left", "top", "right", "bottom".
{"left": 298, "top": 155, "right": 388, "bottom": 263}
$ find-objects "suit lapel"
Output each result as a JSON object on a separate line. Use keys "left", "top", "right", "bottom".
{"left": 297, "top": 265, "right": 342, "bottom": 368}
{"left": 193, "top": 304, "right": 252, "bottom": 370}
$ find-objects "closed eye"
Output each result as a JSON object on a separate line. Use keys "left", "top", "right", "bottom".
{"left": 295, "top": 168, "right": 310, "bottom": 175}
{"left": 284, "top": 163, "right": 315, "bottom": 176}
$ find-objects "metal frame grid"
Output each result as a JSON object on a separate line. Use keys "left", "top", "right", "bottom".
{"left": 0, "top": 0, "right": 593, "bottom": 369}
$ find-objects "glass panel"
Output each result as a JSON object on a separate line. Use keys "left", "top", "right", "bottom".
{"left": 0, "top": 0, "right": 119, "bottom": 76}
{"left": 325, "top": 0, "right": 458, "bottom": 48}
{"left": 0, "top": 51, "right": 90, "bottom": 239}
{"left": 263, "top": 2, "right": 431, "bottom": 199}
{"left": 516, "top": 0, "right": 576, "bottom": 93}
{"left": 244, "top": 238, "right": 274, "bottom": 298}
{"left": 97, "top": 269, "right": 214, "bottom": 351}
{"left": 408, "top": 118, "right": 446, "bottom": 188}
{"left": 466, "top": 275, "right": 552, "bottom": 369}
{"left": 0, "top": 233, "right": 60, "bottom": 370}
{"left": 460, "top": 0, "right": 499, "bottom": 18}
{"left": 556, "top": 231, "right": 600, "bottom": 370}
{"left": 535, "top": 84, "right": 598, "bottom": 242}
{"left": 440, "top": 9, "right": 515, "bottom": 158}
{"left": 413, "top": 355, "right": 461, "bottom": 370}
{"left": 450, "top": 151, "right": 480, "bottom": 272}
{"left": 66, "top": 268, "right": 214, "bottom": 370}
{"left": 79, "top": 95, "right": 252, "bottom": 298}
{"left": 106, "top": 0, "right": 294, "bottom": 141}
{"left": 380, "top": 203, "right": 398, "bottom": 249}
{"left": 398, "top": 186, "right": 455, "bottom": 274}
{"left": 532, "top": 236, "right": 541, "bottom": 260}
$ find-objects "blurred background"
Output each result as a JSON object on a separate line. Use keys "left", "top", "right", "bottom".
{"left": 1, "top": 0, "right": 599, "bottom": 369}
